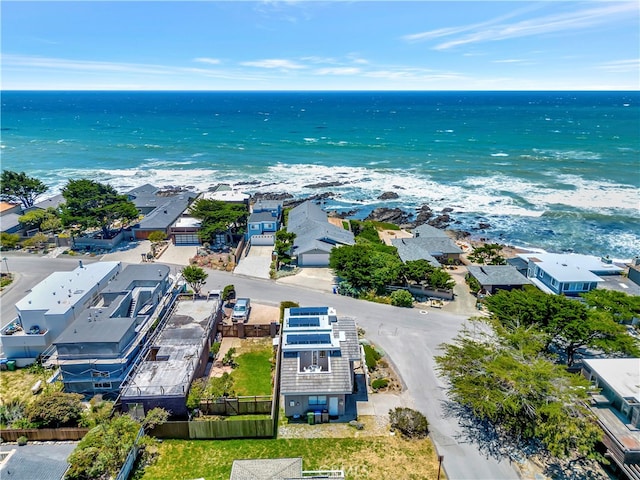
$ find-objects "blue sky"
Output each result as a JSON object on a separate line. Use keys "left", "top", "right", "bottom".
{"left": 2, "top": 1, "right": 638, "bottom": 90}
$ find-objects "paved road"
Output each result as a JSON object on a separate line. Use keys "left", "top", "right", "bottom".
{"left": 0, "top": 255, "right": 518, "bottom": 480}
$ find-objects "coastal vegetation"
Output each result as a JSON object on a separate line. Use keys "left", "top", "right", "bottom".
{"left": 60, "top": 179, "right": 139, "bottom": 237}
{"left": 437, "top": 287, "right": 640, "bottom": 464}
{"left": 484, "top": 286, "right": 640, "bottom": 366}
{"left": 466, "top": 243, "right": 507, "bottom": 265}
{"left": 188, "top": 198, "right": 248, "bottom": 244}
{"left": 1, "top": 170, "right": 48, "bottom": 209}
{"left": 181, "top": 265, "right": 208, "bottom": 296}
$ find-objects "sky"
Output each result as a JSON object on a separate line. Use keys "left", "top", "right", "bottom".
{"left": 1, "top": 1, "right": 639, "bottom": 90}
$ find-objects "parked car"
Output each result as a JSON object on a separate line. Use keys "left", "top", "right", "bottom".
{"left": 232, "top": 298, "right": 251, "bottom": 322}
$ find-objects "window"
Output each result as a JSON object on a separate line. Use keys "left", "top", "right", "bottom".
{"left": 309, "top": 396, "right": 327, "bottom": 406}
{"left": 92, "top": 371, "right": 110, "bottom": 378}
{"left": 319, "top": 350, "right": 326, "bottom": 358}
{"left": 94, "top": 382, "right": 112, "bottom": 389}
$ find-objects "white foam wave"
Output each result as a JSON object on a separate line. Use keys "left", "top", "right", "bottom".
{"left": 532, "top": 148, "right": 602, "bottom": 161}
{"left": 491, "top": 153, "right": 509, "bottom": 157}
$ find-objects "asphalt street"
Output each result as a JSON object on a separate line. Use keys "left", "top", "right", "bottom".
{"left": 0, "top": 254, "right": 519, "bottom": 480}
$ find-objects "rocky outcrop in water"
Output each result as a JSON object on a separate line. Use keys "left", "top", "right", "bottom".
{"left": 378, "top": 191, "right": 400, "bottom": 200}
{"left": 365, "top": 207, "right": 412, "bottom": 225}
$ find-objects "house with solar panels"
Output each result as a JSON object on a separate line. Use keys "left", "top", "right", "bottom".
{"left": 279, "top": 306, "right": 360, "bottom": 419}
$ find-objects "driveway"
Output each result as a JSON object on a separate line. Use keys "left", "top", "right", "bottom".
{"left": 232, "top": 245, "right": 272, "bottom": 279}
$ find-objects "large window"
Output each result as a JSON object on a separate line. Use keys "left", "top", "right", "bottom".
{"left": 309, "top": 395, "right": 327, "bottom": 406}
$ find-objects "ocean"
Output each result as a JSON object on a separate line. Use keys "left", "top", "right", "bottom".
{"left": 1, "top": 90, "right": 639, "bottom": 260}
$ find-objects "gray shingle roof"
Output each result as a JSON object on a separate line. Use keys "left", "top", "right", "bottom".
{"left": 280, "top": 315, "right": 359, "bottom": 395}
{"left": 248, "top": 211, "right": 278, "bottom": 223}
{"left": 0, "top": 443, "right": 77, "bottom": 480}
{"left": 32, "top": 193, "right": 66, "bottom": 211}
{"left": 391, "top": 238, "right": 441, "bottom": 266}
{"left": 288, "top": 202, "right": 354, "bottom": 255}
{"left": 412, "top": 224, "right": 450, "bottom": 238}
{"left": 466, "top": 265, "right": 531, "bottom": 286}
{"left": 0, "top": 213, "right": 21, "bottom": 233}
{"left": 230, "top": 458, "right": 302, "bottom": 480}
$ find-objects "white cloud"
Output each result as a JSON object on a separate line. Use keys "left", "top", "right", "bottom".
{"left": 240, "top": 58, "right": 306, "bottom": 69}
{"left": 193, "top": 57, "right": 221, "bottom": 65}
{"left": 598, "top": 59, "right": 640, "bottom": 73}
{"left": 404, "top": 3, "right": 638, "bottom": 51}
{"left": 315, "top": 67, "right": 361, "bottom": 76}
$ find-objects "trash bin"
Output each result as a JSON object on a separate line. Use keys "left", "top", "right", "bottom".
{"left": 315, "top": 411, "right": 322, "bottom": 424}
{"left": 322, "top": 410, "right": 329, "bottom": 423}
{"left": 7, "top": 360, "right": 16, "bottom": 371}
{"left": 307, "top": 411, "right": 315, "bottom": 425}
{"left": 0, "top": 359, "right": 7, "bottom": 371}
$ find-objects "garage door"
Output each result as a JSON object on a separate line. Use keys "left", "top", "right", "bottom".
{"left": 299, "top": 253, "right": 329, "bottom": 266}
{"left": 174, "top": 234, "right": 201, "bottom": 245}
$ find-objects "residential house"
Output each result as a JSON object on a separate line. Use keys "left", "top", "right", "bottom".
{"left": 246, "top": 200, "right": 283, "bottom": 246}
{"left": 582, "top": 358, "right": 640, "bottom": 479}
{"left": 466, "top": 265, "right": 532, "bottom": 294}
{"left": 517, "top": 253, "right": 624, "bottom": 295}
{"left": 0, "top": 201, "right": 22, "bottom": 235}
{"left": 127, "top": 184, "right": 197, "bottom": 241}
{"left": 119, "top": 296, "right": 223, "bottom": 417}
{"left": 229, "top": 457, "right": 344, "bottom": 480}
{"left": 27, "top": 194, "right": 65, "bottom": 213}
{"left": 203, "top": 183, "right": 251, "bottom": 205}
{"left": 0, "top": 261, "right": 121, "bottom": 366}
{"left": 392, "top": 225, "right": 462, "bottom": 267}
{"left": 49, "top": 264, "right": 173, "bottom": 397}
{"left": 287, "top": 201, "right": 355, "bottom": 267}
{"left": 280, "top": 306, "right": 360, "bottom": 419}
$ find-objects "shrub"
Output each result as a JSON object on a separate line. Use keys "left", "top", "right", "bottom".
{"left": 0, "top": 232, "right": 20, "bottom": 250}
{"left": 222, "top": 284, "right": 236, "bottom": 301}
{"left": 148, "top": 231, "right": 167, "bottom": 243}
{"left": 17, "top": 435, "right": 28, "bottom": 446}
{"left": 223, "top": 347, "right": 236, "bottom": 367}
{"left": 26, "top": 391, "right": 84, "bottom": 428}
{"left": 389, "top": 407, "right": 429, "bottom": 438}
{"left": 186, "top": 378, "right": 207, "bottom": 411}
{"left": 279, "top": 301, "right": 300, "bottom": 322}
{"left": 390, "top": 289, "right": 414, "bottom": 307}
{"left": 371, "top": 378, "right": 389, "bottom": 390}
{"left": 363, "top": 344, "right": 381, "bottom": 371}
{"left": 210, "top": 341, "right": 221, "bottom": 358}
{"left": 466, "top": 274, "right": 481, "bottom": 293}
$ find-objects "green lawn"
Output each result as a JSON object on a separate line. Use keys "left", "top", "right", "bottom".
{"left": 138, "top": 436, "right": 441, "bottom": 480}
{"left": 230, "top": 340, "right": 273, "bottom": 396}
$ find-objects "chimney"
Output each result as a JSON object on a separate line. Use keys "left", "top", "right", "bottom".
{"left": 78, "top": 260, "right": 84, "bottom": 269}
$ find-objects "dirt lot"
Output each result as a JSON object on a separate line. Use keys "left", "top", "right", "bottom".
{"left": 221, "top": 302, "right": 279, "bottom": 325}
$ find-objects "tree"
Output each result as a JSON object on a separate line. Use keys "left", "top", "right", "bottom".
{"left": 467, "top": 243, "right": 506, "bottom": 265}
{"left": 330, "top": 244, "right": 403, "bottom": 294}
{"left": 189, "top": 198, "right": 248, "bottom": 243}
{"left": 403, "top": 259, "right": 435, "bottom": 283}
{"left": 1, "top": 170, "right": 48, "bottom": 209}
{"left": 484, "top": 286, "right": 639, "bottom": 366}
{"left": 25, "top": 391, "right": 84, "bottom": 428}
{"left": 60, "top": 179, "right": 138, "bottom": 236}
{"left": 436, "top": 323, "right": 602, "bottom": 460}
{"left": 274, "top": 229, "right": 296, "bottom": 268}
{"left": 181, "top": 265, "right": 208, "bottom": 295}
{"left": 427, "top": 268, "right": 456, "bottom": 290}
{"left": 581, "top": 289, "right": 640, "bottom": 323}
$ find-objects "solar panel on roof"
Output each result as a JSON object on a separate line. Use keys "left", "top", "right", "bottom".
{"left": 286, "top": 333, "right": 332, "bottom": 345}
{"left": 288, "top": 316, "right": 321, "bottom": 328}
{"left": 288, "top": 307, "right": 329, "bottom": 316}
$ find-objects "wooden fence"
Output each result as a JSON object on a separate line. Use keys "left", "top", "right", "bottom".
{"left": 0, "top": 427, "right": 89, "bottom": 442}
{"left": 199, "top": 396, "right": 272, "bottom": 415}
{"left": 218, "top": 323, "right": 277, "bottom": 338}
{"left": 149, "top": 418, "right": 274, "bottom": 440}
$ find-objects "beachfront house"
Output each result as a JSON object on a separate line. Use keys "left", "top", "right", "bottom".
{"left": 581, "top": 358, "right": 640, "bottom": 477}
{"left": 279, "top": 306, "right": 360, "bottom": 420}
{"left": 0, "top": 261, "right": 122, "bottom": 366}
{"left": 286, "top": 201, "right": 355, "bottom": 267}
{"left": 466, "top": 265, "right": 532, "bottom": 294}
{"left": 48, "top": 264, "right": 173, "bottom": 397}
{"left": 127, "top": 184, "right": 198, "bottom": 241}
{"left": 517, "top": 253, "right": 624, "bottom": 295}
{"left": 392, "top": 225, "right": 462, "bottom": 268}
{"left": 246, "top": 200, "right": 283, "bottom": 246}
{"left": 0, "top": 201, "right": 22, "bottom": 235}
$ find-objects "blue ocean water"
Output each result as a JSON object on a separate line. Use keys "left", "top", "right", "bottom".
{"left": 1, "top": 90, "right": 639, "bottom": 259}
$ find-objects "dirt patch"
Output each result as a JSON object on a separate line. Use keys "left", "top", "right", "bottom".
{"left": 378, "top": 228, "right": 412, "bottom": 246}
{"left": 278, "top": 414, "right": 390, "bottom": 439}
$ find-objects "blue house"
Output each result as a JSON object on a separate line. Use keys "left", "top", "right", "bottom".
{"left": 50, "top": 264, "right": 174, "bottom": 397}
{"left": 517, "top": 253, "right": 624, "bottom": 295}
{"left": 246, "top": 200, "right": 283, "bottom": 245}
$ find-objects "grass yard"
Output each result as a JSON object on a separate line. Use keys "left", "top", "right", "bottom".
{"left": 0, "top": 366, "right": 55, "bottom": 406}
{"left": 139, "top": 436, "right": 442, "bottom": 480}
{"left": 231, "top": 338, "right": 273, "bottom": 396}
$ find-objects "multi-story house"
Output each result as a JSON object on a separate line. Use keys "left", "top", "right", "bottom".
{"left": 279, "top": 306, "right": 360, "bottom": 419}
